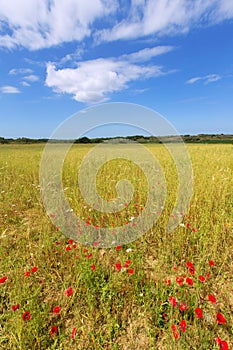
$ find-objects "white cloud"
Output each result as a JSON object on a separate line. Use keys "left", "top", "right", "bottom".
{"left": 46, "top": 47, "right": 172, "bottom": 103}
{"left": 0, "top": 0, "right": 116, "bottom": 50}
{"left": 186, "top": 74, "right": 221, "bottom": 85}
{"left": 0, "top": 1, "right": 233, "bottom": 50}
{"left": 21, "top": 81, "right": 30, "bottom": 87}
{"left": 1, "top": 85, "right": 21, "bottom": 93}
{"left": 96, "top": 0, "right": 233, "bottom": 42}
{"left": 122, "top": 46, "right": 174, "bottom": 62}
{"left": 24, "top": 74, "right": 39, "bottom": 82}
{"left": 9, "top": 68, "right": 33, "bottom": 75}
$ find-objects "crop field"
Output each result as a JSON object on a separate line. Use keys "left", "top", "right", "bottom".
{"left": 0, "top": 143, "right": 232, "bottom": 350}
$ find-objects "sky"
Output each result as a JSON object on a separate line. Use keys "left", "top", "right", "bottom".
{"left": 0, "top": 0, "right": 233, "bottom": 138}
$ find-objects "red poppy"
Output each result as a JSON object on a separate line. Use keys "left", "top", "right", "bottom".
{"left": 180, "top": 302, "right": 188, "bottom": 311}
{"left": 115, "top": 263, "right": 121, "bottom": 271}
{"left": 87, "top": 253, "right": 92, "bottom": 258}
{"left": 31, "top": 267, "right": 38, "bottom": 273}
{"left": 0, "top": 276, "right": 7, "bottom": 283}
{"left": 64, "top": 287, "right": 73, "bottom": 297}
{"left": 216, "top": 312, "right": 226, "bottom": 325}
{"left": 179, "top": 320, "right": 187, "bottom": 332}
{"left": 208, "top": 295, "right": 216, "bottom": 304}
{"left": 176, "top": 276, "right": 184, "bottom": 286}
{"left": 68, "top": 239, "right": 73, "bottom": 244}
{"left": 209, "top": 260, "right": 215, "bottom": 267}
{"left": 12, "top": 304, "right": 19, "bottom": 311}
{"left": 66, "top": 246, "right": 72, "bottom": 251}
{"left": 22, "top": 311, "right": 31, "bottom": 321}
{"left": 91, "top": 264, "right": 96, "bottom": 271}
{"left": 50, "top": 326, "right": 58, "bottom": 335}
{"left": 127, "top": 269, "right": 134, "bottom": 275}
{"left": 198, "top": 275, "right": 206, "bottom": 282}
{"left": 116, "top": 245, "right": 121, "bottom": 250}
{"left": 194, "top": 307, "right": 203, "bottom": 318}
{"left": 71, "top": 327, "right": 77, "bottom": 339}
{"left": 171, "top": 324, "right": 180, "bottom": 339}
{"left": 53, "top": 306, "right": 61, "bottom": 314}
{"left": 25, "top": 271, "right": 30, "bottom": 277}
{"left": 186, "top": 277, "right": 193, "bottom": 286}
{"left": 168, "top": 296, "right": 177, "bottom": 307}
{"left": 216, "top": 337, "right": 228, "bottom": 350}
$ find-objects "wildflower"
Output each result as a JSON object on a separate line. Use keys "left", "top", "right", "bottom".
{"left": 198, "top": 275, "right": 206, "bottom": 282}
{"left": 180, "top": 302, "right": 188, "bottom": 311}
{"left": 31, "top": 267, "right": 38, "bottom": 273}
{"left": 12, "top": 304, "right": 19, "bottom": 311}
{"left": 91, "top": 264, "right": 96, "bottom": 271}
{"left": 0, "top": 276, "right": 7, "bottom": 283}
{"left": 208, "top": 295, "right": 217, "bottom": 304}
{"left": 50, "top": 326, "right": 58, "bottom": 335}
{"left": 71, "top": 327, "right": 77, "bottom": 339}
{"left": 64, "top": 287, "right": 73, "bottom": 297}
{"left": 53, "top": 306, "right": 61, "bottom": 314}
{"left": 126, "top": 248, "right": 132, "bottom": 253}
{"left": 115, "top": 263, "right": 122, "bottom": 271}
{"left": 25, "top": 271, "right": 30, "bottom": 277}
{"left": 216, "top": 337, "right": 228, "bottom": 350}
{"left": 127, "top": 269, "right": 134, "bottom": 275}
{"left": 116, "top": 246, "right": 121, "bottom": 251}
{"left": 68, "top": 239, "right": 73, "bottom": 244}
{"left": 168, "top": 296, "right": 178, "bottom": 307}
{"left": 171, "top": 324, "right": 180, "bottom": 339}
{"left": 22, "top": 311, "right": 31, "bottom": 321}
{"left": 179, "top": 320, "right": 187, "bottom": 332}
{"left": 209, "top": 260, "right": 215, "bottom": 267}
{"left": 176, "top": 276, "right": 184, "bottom": 286}
{"left": 195, "top": 307, "right": 203, "bottom": 319}
{"left": 66, "top": 246, "right": 72, "bottom": 251}
{"left": 186, "top": 277, "right": 193, "bottom": 286}
{"left": 216, "top": 312, "right": 226, "bottom": 325}
{"left": 87, "top": 253, "right": 92, "bottom": 258}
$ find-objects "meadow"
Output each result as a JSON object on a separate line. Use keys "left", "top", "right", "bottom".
{"left": 0, "top": 143, "right": 232, "bottom": 350}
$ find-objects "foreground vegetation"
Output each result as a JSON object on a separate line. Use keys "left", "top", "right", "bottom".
{"left": 0, "top": 144, "right": 232, "bottom": 349}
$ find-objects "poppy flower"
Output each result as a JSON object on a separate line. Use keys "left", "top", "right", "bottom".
{"left": 176, "top": 276, "right": 184, "bottom": 286}
{"left": 31, "top": 267, "right": 38, "bottom": 273}
{"left": 50, "top": 326, "right": 58, "bottom": 335}
{"left": 168, "top": 296, "right": 178, "bottom": 307}
{"left": 180, "top": 302, "right": 188, "bottom": 311}
{"left": 179, "top": 320, "right": 187, "bottom": 332}
{"left": 127, "top": 269, "right": 134, "bottom": 275}
{"left": 12, "top": 304, "right": 19, "bottom": 311}
{"left": 71, "top": 327, "right": 77, "bottom": 339}
{"left": 216, "top": 337, "right": 228, "bottom": 350}
{"left": 195, "top": 307, "right": 203, "bottom": 318}
{"left": 209, "top": 260, "right": 215, "bottom": 267}
{"left": 216, "top": 312, "right": 226, "bottom": 325}
{"left": 25, "top": 271, "right": 30, "bottom": 277}
{"left": 208, "top": 295, "right": 217, "bottom": 304}
{"left": 53, "top": 306, "right": 61, "bottom": 314}
{"left": 0, "top": 276, "right": 7, "bottom": 283}
{"left": 64, "top": 287, "right": 73, "bottom": 297}
{"left": 186, "top": 277, "right": 193, "bottom": 286}
{"left": 116, "top": 246, "right": 121, "bottom": 251}
{"left": 198, "top": 275, "right": 206, "bottom": 282}
{"left": 91, "top": 264, "right": 96, "bottom": 271}
{"left": 115, "top": 263, "right": 121, "bottom": 271}
{"left": 22, "top": 311, "right": 31, "bottom": 321}
{"left": 171, "top": 324, "right": 180, "bottom": 339}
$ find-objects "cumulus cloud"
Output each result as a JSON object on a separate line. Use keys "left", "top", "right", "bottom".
{"left": 186, "top": 74, "right": 221, "bottom": 85}
{"left": 45, "top": 46, "right": 173, "bottom": 103}
{"left": 9, "top": 68, "right": 33, "bottom": 75}
{"left": 1, "top": 85, "right": 21, "bottom": 93}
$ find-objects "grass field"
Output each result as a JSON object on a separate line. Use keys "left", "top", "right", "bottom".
{"left": 0, "top": 143, "right": 232, "bottom": 349}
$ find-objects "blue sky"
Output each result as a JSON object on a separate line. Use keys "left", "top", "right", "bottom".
{"left": 0, "top": 0, "right": 233, "bottom": 138}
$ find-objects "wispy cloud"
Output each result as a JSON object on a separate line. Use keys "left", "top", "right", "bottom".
{"left": 186, "top": 74, "right": 221, "bottom": 85}
{"left": 23, "top": 74, "right": 39, "bottom": 82}
{"left": 1, "top": 85, "right": 21, "bottom": 94}
{"left": 0, "top": 1, "right": 233, "bottom": 50}
{"left": 9, "top": 68, "right": 33, "bottom": 75}
{"left": 45, "top": 46, "right": 174, "bottom": 104}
